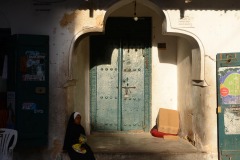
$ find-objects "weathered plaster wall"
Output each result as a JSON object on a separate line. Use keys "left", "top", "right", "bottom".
{"left": 177, "top": 37, "right": 193, "bottom": 137}
{"left": 3, "top": 0, "right": 240, "bottom": 159}
{"left": 163, "top": 9, "right": 240, "bottom": 153}
{"left": 176, "top": 37, "right": 203, "bottom": 149}
{"left": 71, "top": 36, "right": 90, "bottom": 132}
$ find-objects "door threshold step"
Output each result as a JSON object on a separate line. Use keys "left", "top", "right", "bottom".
{"left": 59, "top": 152, "right": 217, "bottom": 160}
{"left": 95, "top": 152, "right": 217, "bottom": 160}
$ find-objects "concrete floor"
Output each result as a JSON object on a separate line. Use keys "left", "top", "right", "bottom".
{"left": 12, "top": 132, "right": 218, "bottom": 160}
{"left": 87, "top": 132, "right": 197, "bottom": 153}
{"left": 86, "top": 132, "right": 218, "bottom": 160}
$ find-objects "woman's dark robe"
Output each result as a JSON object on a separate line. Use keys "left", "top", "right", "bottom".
{"left": 63, "top": 112, "right": 96, "bottom": 160}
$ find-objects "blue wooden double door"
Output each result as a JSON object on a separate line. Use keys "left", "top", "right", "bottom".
{"left": 90, "top": 17, "right": 151, "bottom": 132}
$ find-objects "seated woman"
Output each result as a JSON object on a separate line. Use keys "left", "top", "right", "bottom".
{"left": 63, "top": 112, "right": 96, "bottom": 160}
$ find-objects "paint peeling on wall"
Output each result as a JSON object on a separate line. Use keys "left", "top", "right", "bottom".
{"left": 59, "top": 10, "right": 105, "bottom": 34}
{"left": 95, "top": 14, "right": 104, "bottom": 26}
{"left": 60, "top": 11, "right": 77, "bottom": 27}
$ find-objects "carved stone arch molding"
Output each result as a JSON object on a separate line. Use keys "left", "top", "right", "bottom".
{"left": 66, "top": 0, "right": 164, "bottom": 81}
{"left": 163, "top": 10, "right": 206, "bottom": 86}
{"left": 68, "top": 0, "right": 206, "bottom": 86}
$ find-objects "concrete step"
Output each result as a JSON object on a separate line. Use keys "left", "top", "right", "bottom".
{"left": 57, "top": 133, "right": 218, "bottom": 160}
{"left": 58, "top": 151, "right": 217, "bottom": 160}
{"left": 94, "top": 152, "right": 217, "bottom": 160}
{"left": 90, "top": 133, "right": 218, "bottom": 160}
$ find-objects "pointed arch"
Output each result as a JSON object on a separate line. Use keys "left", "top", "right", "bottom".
{"left": 67, "top": 0, "right": 166, "bottom": 79}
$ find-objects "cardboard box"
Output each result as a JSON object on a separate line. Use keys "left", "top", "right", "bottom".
{"left": 157, "top": 108, "right": 179, "bottom": 134}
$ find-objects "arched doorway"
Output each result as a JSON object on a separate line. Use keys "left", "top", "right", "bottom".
{"left": 70, "top": 1, "right": 204, "bottom": 141}
{"left": 90, "top": 17, "right": 151, "bottom": 132}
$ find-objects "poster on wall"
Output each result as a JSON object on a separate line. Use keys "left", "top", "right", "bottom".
{"left": 224, "top": 107, "right": 240, "bottom": 134}
{"left": 218, "top": 67, "right": 240, "bottom": 104}
{"left": 21, "top": 50, "right": 46, "bottom": 81}
{"left": 22, "top": 102, "right": 44, "bottom": 114}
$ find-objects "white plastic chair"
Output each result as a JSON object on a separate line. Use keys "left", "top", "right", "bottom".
{"left": 0, "top": 128, "right": 18, "bottom": 160}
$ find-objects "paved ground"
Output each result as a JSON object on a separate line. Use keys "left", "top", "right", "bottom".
{"left": 13, "top": 132, "right": 218, "bottom": 160}
{"left": 85, "top": 132, "right": 218, "bottom": 160}
{"left": 87, "top": 132, "right": 197, "bottom": 153}
{"left": 57, "top": 132, "right": 218, "bottom": 160}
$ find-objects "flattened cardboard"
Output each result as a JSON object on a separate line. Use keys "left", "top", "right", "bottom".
{"left": 157, "top": 108, "right": 179, "bottom": 134}
{"left": 163, "top": 135, "right": 179, "bottom": 140}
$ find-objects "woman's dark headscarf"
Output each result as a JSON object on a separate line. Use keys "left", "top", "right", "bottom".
{"left": 63, "top": 112, "right": 85, "bottom": 151}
